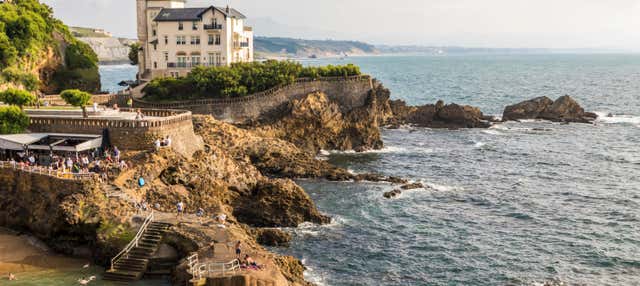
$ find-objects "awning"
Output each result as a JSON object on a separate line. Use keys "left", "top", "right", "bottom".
{"left": 0, "top": 133, "right": 102, "bottom": 152}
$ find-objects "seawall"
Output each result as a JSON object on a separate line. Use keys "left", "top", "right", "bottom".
{"left": 28, "top": 109, "right": 203, "bottom": 156}
{"left": 133, "top": 75, "right": 374, "bottom": 123}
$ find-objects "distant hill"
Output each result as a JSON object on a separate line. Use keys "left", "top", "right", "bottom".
{"left": 254, "top": 37, "right": 378, "bottom": 58}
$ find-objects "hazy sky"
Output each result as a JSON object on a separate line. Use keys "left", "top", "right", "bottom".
{"left": 41, "top": 0, "right": 640, "bottom": 49}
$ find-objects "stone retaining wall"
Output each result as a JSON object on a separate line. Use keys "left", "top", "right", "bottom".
{"left": 28, "top": 108, "right": 203, "bottom": 156}
{"left": 133, "top": 76, "right": 374, "bottom": 123}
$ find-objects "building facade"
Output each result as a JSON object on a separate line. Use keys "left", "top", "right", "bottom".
{"left": 136, "top": 0, "right": 254, "bottom": 80}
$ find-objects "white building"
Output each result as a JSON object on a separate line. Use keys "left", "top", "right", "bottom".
{"left": 136, "top": 0, "right": 254, "bottom": 80}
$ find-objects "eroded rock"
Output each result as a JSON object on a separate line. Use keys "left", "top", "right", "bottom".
{"left": 503, "top": 95, "right": 597, "bottom": 123}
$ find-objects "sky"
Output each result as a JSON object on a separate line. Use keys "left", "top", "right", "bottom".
{"left": 41, "top": 0, "right": 640, "bottom": 50}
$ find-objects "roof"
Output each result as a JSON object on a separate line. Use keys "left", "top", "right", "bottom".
{"left": 153, "top": 6, "right": 246, "bottom": 22}
{"left": 0, "top": 133, "right": 102, "bottom": 152}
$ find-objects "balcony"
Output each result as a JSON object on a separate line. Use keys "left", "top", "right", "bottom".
{"left": 204, "top": 24, "right": 223, "bottom": 30}
{"left": 167, "top": 62, "right": 224, "bottom": 69}
{"left": 234, "top": 41, "right": 250, "bottom": 49}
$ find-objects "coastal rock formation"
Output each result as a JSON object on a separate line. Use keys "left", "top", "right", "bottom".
{"left": 383, "top": 183, "right": 426, "bottom": 198}
{"left": 503, "top": 95, "right": 597, "bottom": 123}
{"left": 251, "top": 91, "right": 386, "bottom": 153}
{"left": 252, "top": 228, "right": 292, "bottom": 247}
{"left": 387, "top": 99, "right": 492, "bottom": 128}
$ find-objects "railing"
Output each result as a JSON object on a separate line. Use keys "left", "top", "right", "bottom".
{"left": 204, "top": 24, "right": 222, "bottom": 30}
{"left": 167, "top": 62, "right": 224, "bottom": 68}
{"left": 187, "top": 253, "right": 240, "bottom": 280}
{"left": 110, "top": 211, "right": 155, "bottom": 271}
{"left": 0, "top": 161, "right": 97, "bottom": 181}
{"left": 133, "top": 75, "right": 372, "bottom": 108}
{"left": 28, "top": 108, "right": 193, "bottom": 130}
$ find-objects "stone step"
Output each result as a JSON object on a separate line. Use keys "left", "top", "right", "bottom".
{"left": 118, "top": 258, "right": 149, "bottom": 264}
{"left": 114, "top": 264, "right": 146, "bottom": 272}
{"left": 103, "top": 270, "right": 141, "bottom": 282}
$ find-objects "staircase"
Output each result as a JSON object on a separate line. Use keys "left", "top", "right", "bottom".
{"left": 103, "top": 212, "right": 172, "bottom": 282}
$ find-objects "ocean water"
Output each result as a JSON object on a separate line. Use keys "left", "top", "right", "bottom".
{"left": 90, "top": 55, "right": 639, "bottom": 286}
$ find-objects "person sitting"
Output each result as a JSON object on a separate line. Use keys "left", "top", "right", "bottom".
{"left": 244, "top": 255, "right": 262, "bottom": 270}
{"left": 154, "top": 138, "right": 162, "bottom": 150}
{"left": 8, "top": 273, "right": 16, "bottom": 280}
{"left": 118, "top": 160, "right": 128, "bottom": 169}
{"left": 164, "top": 136, "right": 172, "bottom": 147}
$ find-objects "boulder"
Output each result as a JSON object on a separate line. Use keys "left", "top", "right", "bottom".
{"left": 502, "top": 96, "right": 554, "bottom": 121}
{"left": 387, "top": 99, "right": 491, "bottom": 129}
{"left": 383, "top": 189, "right": 402, "bottom": 199}
{"left": 253, "top": 228, "right": 291, "bottom": 247}
{"left": 400, "top": 182, "right": 424, "bottom": 190}
{"left": 503, "top": 95, "right": 597, "bottom": 123}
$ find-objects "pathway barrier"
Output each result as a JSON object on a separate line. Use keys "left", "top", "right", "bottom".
{"left": 0, "top": 161, "right": 97, "bottom": 181}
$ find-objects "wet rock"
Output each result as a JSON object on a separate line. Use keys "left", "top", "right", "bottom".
{"left": 253, "top": 228, "right": 291, "bottom": 247}
{"left": 383, "top": 189, "right": 402, "bottom": 199}
{"left": 387, "top": 99, "right": 491, "bottom": 128}
{"left": 503, "top": 95, "right": 597, "bottom": 123}
{"left": 273, "top": 256, "right": 312, "bottom": 285}
{"left": 400, "top": 182, "right": 424, "bottom": 190}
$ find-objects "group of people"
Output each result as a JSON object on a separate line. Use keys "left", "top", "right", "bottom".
{"left": 234, "top": 241, "right": 263, "bottom": 270}
{"left": 154, "top": 136, "right": 172, "bottom": 150}
{"left": 3, "top": 146, "right": 129, "bottom": 181}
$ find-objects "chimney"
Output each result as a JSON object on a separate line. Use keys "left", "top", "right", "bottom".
{"left": 226, "top": 5, "right": 230, "bottom": 13}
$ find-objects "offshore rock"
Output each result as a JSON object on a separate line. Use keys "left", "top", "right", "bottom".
{"left": 387, "top": 98, "right": 492, "bottom": 128}
{"left": 503, "top": 95, "right": 597, "bottom": 123}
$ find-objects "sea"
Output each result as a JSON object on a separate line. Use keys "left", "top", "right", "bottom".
{"left": 19, "top": 54, "right": 640, "bottom": 285}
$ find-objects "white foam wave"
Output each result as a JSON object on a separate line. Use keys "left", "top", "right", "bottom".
{"left": 474, "top": 142, "right": 486, "bottom": 148}
{"left": 482, "top": 129, "right": 504, "bottom": 136}
{"left": 595, "top": 112, "right": 640, "bottom": 125}
{"left": 294, "top": 215, "right": 348, "bottom": 237}
{"left": 329, "top": 145, "right": 433, "bottom": 155}
{"left": 301, "top": 259, "right": 328, "bottom": 286}
{"left": 425, "top": 182, "right": 464, "bottom": 192}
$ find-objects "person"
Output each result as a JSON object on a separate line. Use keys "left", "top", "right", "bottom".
{"left": 141, "top": 201, "right": 148, "bottom": 212}
{"left": 126, "top": 97, "right": 133, "bottom": 108}
{"left": 154, "top": 138, "right": 162, "bottom": 150}
{"left": 235, "top": 241, "right": 242, "bottom": 259}
{"left": 135, "top": 110, "right": 142, "bottom": 120}
{"left": 209, "top": 242, "right": 215, "bottom": 258}
{"left": 113, "top": 103, "right": 119, "bottom": 111}
{"left": 164, "top": 136, "right": 172, "bottom": 147}
{"left": 8, "top": 273, "right": 16, "bottom": 280}
{"left": 93, "top": 102, "right": 98, "bottom": 112}
{"left": 244, "top": 255, "right": 261, "bottom": 270}
{"left": 113, "top": 146, "right": 120, "bottom": 162}
{"left": 81, "top": 155, "right": 90, "bottom": 168}
{"left": 176, "top": 201, "right": 184, "bottom": 218}
{"left": 28, "top": 155, "right": 35, "bottom": 166}
{"left": 118, "top": 160, "right": 128, "bottom": 170}
{"left": 196, "top": 207, "right": 205, "bottom": 223}
{"left": 65, "top": 157, "right": 73, "bottom": 170}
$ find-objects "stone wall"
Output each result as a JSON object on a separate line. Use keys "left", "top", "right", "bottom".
{"left": 133, "top": 76, "right": 374, "bottom": 123}
{"left": 28, "top": 109, "right": 203, "bottom": 157}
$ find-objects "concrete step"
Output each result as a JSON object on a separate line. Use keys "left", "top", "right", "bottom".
{"left": 103, "top": 270, "right": 142, "bottom": 282}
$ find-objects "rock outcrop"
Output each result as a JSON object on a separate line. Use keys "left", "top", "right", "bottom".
{"left": 503, "top": 95, "right": 597, "bottom": 123}
{"left": 387, "top": 99, "right": 492, "bottom": 128}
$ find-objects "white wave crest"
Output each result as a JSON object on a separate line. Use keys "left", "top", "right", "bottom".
{"left": 474, "top": 142, "right": 486, "bottom": 148}
{"left": 482, "top": 129, "right": 505, "bottom": 136}
{"left": 595, "top": 112, "right": 640, "bottom": 125}
{"left": 425, "top": 182, "right": 464, "bottom": 192}
{"left": 301, "top": 259, "right": 328, "bottom": 286}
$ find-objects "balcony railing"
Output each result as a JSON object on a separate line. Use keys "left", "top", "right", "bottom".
{"left": 234, "top": 42, "right": 250, "bottom": 49}
{"left": 167, "top": 62, "right": 224, "bottom": 68}
{"left": 204, "top": 24, "right": 222, "bottom": 30}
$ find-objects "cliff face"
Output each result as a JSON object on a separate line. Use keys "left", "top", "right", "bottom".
{"left": 77, "top": 37, "right": 136, "bottom": 63}
{"left": 0, "top": 0, "right": 101, "bottom": 94}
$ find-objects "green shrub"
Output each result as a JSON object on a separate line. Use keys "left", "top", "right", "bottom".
{"left": 143, "top": 60, "right": 362, "bottom": 100}
{"left": 0, "top": 105, "right": 29, "bottom": 134}
{"left": 0, "top": 88, "right": 36, "bottom": 109}
{"left": 65, "top": 41, "right": 98, "bottom": 69}
{"left": 128, "top": 42, "right": 140, "bottom": 65}
{"left": 2, "top": 67, "right": 40, "bottom": 91}
{"left": 60, "top": 89, "right": 92, "bottom": 117}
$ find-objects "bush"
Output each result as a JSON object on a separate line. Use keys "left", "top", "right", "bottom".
{"left": 128, "top": 42, "right": 140, "bottom": 65}
{"left": 143, "top": 60, "right": 362, "bottom": 100}
{"left": 60, "top": 89, "right": 92, "bottom": 117}
{"left": 2, "top": 67, "right": 40, "bottom": 91}
{"left": 0, "top": 105, "right": 29, "bottom": 134}
{"left": 0, "top": 88, "right": 36, "bottom": 108}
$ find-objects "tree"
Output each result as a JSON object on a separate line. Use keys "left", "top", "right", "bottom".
{"left": 60, "top": 89, "right": 92, "bottom": 118}
{"left": 0, "top": 105, "right": 29, "bottom": 134}
{"left": 128, "top": 42, "right": 141, "bottom": 65}
{"left": 0, "top": 88, "right": 36, "bottom": 109}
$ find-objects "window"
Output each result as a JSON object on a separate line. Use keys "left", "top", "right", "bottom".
{"left": 191, "top": 55, "right": 200, "bottom": 66}
{"left": 164, "top": 52, "right": 169, "bottom": 61}
{"left": 176, "top": 35, "right": 186, "bottom": 45}
{"left": 177, "top": 56, "right": 187, "bottom": 67}
{"left": 190, "top": 36, "right": 200, "bottom": 45}
{"left": 214, "top": 34, "right": 221, "bottom": 45}
{"left": 208, "top": 52, "right": 222, "bottom": 66}
{"left": 152, "top": 29, "right": 156, "bottom": 37}
{"left": 178, "top": 22, "right": 183, "bottom": 30}
{"left": 153, "top": 62, "right": 157, "bottom": 69}
{"left": 192, "top": 21, "right": 198, "bottom": 30}
{"left": 153, "top": 44, "right": 157, "bottom": 51}
{"left": 164, "top": 35, "right": 168, "bottom": 45}
{"left": 208, "top": 35, "right": 214, "bottom": 45}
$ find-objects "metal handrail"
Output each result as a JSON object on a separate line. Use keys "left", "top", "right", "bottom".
{"left": 187, "top": 253, "right": 240, "bottom": 280}
{"left": 110, "top": 211, "right": 155, "bottom": 271}
{"left": 0, "top": 161, "right": 97, "bottom": 181}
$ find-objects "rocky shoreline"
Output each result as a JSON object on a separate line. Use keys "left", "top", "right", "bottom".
{"left": 0, "top": 78, "right": 598, "bottom": 285}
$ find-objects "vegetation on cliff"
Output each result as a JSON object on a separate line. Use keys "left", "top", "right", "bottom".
{"left": 0, "top": 105, "right": 29, "bottom": 134}
{"left": 143, "top": 60, "right": 361, "bottom": 101}
{"left": 0, "top": 0, "right": 100, "bottom": 93}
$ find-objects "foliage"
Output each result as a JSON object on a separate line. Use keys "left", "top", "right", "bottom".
{"left": 0, "top": 88, "right": 36, "bottom": 108}
{"left": 2, "top": 67, "right": 40, "bottom": 91}
{"left": 0, "top": 105, "right": 29, "bottom": 134}
{"left": 0, "top": 0, "right": 100, "bottom": 92}
{"left": 60, "top": 89, "right": 92, "bottom": 117}
{"left": 144, "top": 60, "right": 361, "bottom": 100}
{"left": 128, "top": 42, "right": 140, "bottom": 65}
